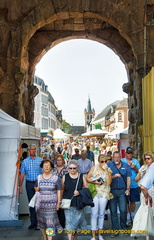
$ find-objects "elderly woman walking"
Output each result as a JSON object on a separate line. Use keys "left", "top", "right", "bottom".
{"left": 86, "top": 154, "right": 113, "bottom": 240}
{"left": 61, "top": 159, "right": 88, "bottom": 240}
{"left": 34, "top": 159, "right": 62, "bottom": 240}
{"left": 53, "top": 154, "right": 68, "bottom": 180}
{"left": 53, "top": 154, "right": 68, "bottom": 228}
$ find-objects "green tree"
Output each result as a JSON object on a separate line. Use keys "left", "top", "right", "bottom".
{"left": 62, "top": 120, "right": 72, "bottom": 134}
{"left": 48, "top": 130, "right": 53, "bottom": 136}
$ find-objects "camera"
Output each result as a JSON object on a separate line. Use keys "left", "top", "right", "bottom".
{"left": 97, "top": 177, "right": 104, "bottom": 185}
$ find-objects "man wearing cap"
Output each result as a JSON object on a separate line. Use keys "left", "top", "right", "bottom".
{"left": 121, "top": 146, "right": 140, "bottom": 225}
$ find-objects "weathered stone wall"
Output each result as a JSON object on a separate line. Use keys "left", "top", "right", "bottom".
{"left": 0, "top": 0, "right": 154, "bottom": 157}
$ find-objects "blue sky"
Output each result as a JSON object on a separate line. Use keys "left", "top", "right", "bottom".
{"left": 35, "top": 39, "right": 127, "bottom": 126}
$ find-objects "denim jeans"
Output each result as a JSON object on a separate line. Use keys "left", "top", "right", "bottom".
{"left": 26, "top": 181, "right": 37, "bottom": 225}
{"left": 109, "top": 189, "right": 127, "bottom": 230}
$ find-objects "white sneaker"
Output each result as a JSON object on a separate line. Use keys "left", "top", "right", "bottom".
{"left": 91, "top": 238, "right": 96, "bottom": 240}
{"left": 98, "top": 236, "right": 104, "bottom": 240}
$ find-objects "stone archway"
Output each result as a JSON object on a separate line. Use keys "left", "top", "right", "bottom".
{"left": 0, "top": 0, "right": 154, "bottom": 158}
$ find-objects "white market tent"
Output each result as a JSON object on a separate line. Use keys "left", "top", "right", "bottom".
{"left": 53, "top": 128, "right": 70, "bottom": 140}
{"left": 82, "top": 129, "right": 108, "bottom": 137}
{"left": 116, "top": 127, "right": 129, "bottom": 158}
{"left": 0, "top": 109, "right": 40, "bottom": 225}
{"left": 81, "top": 132, "right": 91, "bottom": 137}
{"left": 105, "top": 128, "right": 124, "bottom": 139}
{"left": 89, "top": 129, "right": 108, "bottom": 136}
{"left": 115, "top": 127, "right": 128, "bottom": 139}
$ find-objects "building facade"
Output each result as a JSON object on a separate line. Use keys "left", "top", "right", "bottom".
{"left": 93, "top": 98, "right": 128, "bottom": 133}
{"left": 34, "top": 76, "right": 62, "bottom": 132}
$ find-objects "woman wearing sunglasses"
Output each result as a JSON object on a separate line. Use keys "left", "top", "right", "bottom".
{"left": 61, "top": 160, "right": 88, "bottom": 240}
{"left": 135, "top": 151, "right": 154, "bottom": 240}
{"left": 86, "top": 154, "right": 113, "bottom": 240}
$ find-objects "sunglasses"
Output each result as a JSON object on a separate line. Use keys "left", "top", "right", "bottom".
{"left": 69, "top": 167, "right": 77, "bottom": 170}
{"left": 145, "top": 157, "right": 151, "bottom": 160}
{"left": 127, "top": 152, "right": 133, "bottom": 154}
{"left": 100, "top": 160, "right": 107, "bottom": 163}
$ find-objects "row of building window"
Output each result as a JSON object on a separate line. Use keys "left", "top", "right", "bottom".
{"left": 49, "top": 104, "right": 56, "bottom": 115}
{"left": 42, "top": 118, "right": 56, "bottom": 129}
{"left": 41, "top": 94, "right": 48, "bottom": 104}
{"left": 41, "top": 106, "right": 48, "bottom": 117}
{"left": 49, "top": 118, "right": 56, "bottom": 129}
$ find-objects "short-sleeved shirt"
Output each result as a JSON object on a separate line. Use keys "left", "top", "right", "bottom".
{"left": 20, "top": 156, "right": 43, "bottom": 181}
{"left": 78, "top": 158, "right": 92, "bottom": 174}
{"left": 71, "top": 154, "right": 81, "bottom": 160}
{"left": 86, "top": 150, "right": 94, "bottom": 162}
{"left": 108, "top": 161, "right": 132, "bottom": 190}
{"left": 52, "top": 166, "right": 68, "bottom": 181}
{"left": 140, "top": 162, "right": 154, "bottom": 189}
{"left": 121, "top": 157, "right": 140, "bottom": 188}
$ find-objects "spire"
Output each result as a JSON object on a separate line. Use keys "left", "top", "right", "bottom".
{"left": 87, "top": 96, "right": 92, "bottom": 112}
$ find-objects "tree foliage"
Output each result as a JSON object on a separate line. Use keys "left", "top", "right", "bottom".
{"left": 48, "top": 130, "right": 53, "bottom": 136}
{"left": 62, "top": 120, "right": 72, "bottom": 134}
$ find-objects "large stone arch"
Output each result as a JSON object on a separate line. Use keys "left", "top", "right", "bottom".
{"left": 0, "top": 0, "right": 154, "bottom": 157}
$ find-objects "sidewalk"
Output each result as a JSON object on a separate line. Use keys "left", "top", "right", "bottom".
{"left": 0, "top": 210, "right": 147, "bottom": 240}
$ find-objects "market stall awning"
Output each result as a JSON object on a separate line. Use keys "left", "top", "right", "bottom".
{"left": 82, "top": 129, "right": 108, "bottom": 137}
{"left": 89, "top": 129, "right": 108, "bottom": 136}
{"left": 53, "top": 128, "right": 70, "bottom": 140}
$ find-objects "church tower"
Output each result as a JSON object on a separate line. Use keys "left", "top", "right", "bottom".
{"left": 84, "top": 97, "right": 95, "bottom": 132}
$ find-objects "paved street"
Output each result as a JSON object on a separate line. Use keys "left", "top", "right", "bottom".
{"left": 0, "top": 207, "right": 149, "bottom": 240}
{"left": 0, "top": 155, "right": 152, "bottom": 240}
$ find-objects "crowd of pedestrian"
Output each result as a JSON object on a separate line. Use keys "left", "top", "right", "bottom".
{"left": 19, "top": 140, "right": 154, "bottom": 240}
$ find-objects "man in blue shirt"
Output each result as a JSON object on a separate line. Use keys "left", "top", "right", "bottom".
{"left": 86, "top": 145, "right": 95, "bottom": 163}
{"left": 121, "top": 146, "right": 140, "bottom": 225}
{"left": 20, "top": 144, "right": 43, "bottom": 229}
{"left": 108, "top": 151, "right": 131, "bottom": 237}
{"left": 78, "top": 151, "right": 92, "bottom": 174}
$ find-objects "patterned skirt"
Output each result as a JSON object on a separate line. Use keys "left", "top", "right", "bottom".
{"left": 36, "top": 208, "right": 62, "bottom": 234}
{"left": 64, "top": 207, "right": 87, "bottom": 231}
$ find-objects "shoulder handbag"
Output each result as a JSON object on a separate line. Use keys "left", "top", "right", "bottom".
{"left": 29, "top": 193, "right": 36, "bottom": 207}
{"left": 60, "top": 173, "right": 80, "bottom": 209}
{"left": 131, "top": 201, "right": 154, "bottom": 237}
{"left": 28, "top": 175, "right": 40, "bottom": 208}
